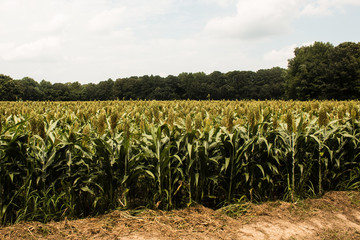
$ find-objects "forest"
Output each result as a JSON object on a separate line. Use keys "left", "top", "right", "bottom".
{"left": 0, "top": 68, "right": 285, "bottom": 101}
{"left": 0, "top": 41, "right": 359, "bottom": 101}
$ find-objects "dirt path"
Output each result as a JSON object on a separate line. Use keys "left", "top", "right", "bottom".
{"left": 1, "top": 191, "right": 360, "bottom": 240}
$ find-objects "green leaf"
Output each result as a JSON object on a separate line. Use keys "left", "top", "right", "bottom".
{"left": 224, "top": 157, "right": 230, "bottom": 171}
{"left": 145, "top": 170, "right": 155, "bottom": 179}
{"left": 256, "top": 164, "right": 265, "bottom": 178}
{"left": 8, "top": 173, "right": 14, "bottom": 182}
{"left": 81, "top": 186, "right": 95, "bottom": 195}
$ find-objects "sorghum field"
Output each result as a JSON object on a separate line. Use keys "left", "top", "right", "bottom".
{"left": 1, "top": 100, "right": 360, "bottom": 226}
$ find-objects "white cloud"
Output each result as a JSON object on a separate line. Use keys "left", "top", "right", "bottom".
{"left": 204, "top": 0, "right": 360, "bottom": 39}
{"left": 0, "top": 0, "right": 359, "bottom": 83}
{"left": 300, "top": 0, "right": 360, "bottom": 16}
{"left": 299, "top": 41, "right": 316, "bottom": 47}
{"left": 30, "top": 14, "right": 69, "bottom": 33}
{"left": 263, "top": 44, "right": 297, "bottom": 67}
{"left": 2, "top": 37, "right": 61, "bottom": 61}
{"left": 300, "top": 2, "right": 333, "bottom": 16}
{"left": 87, "top": 7, "right": 127, "bottom": 32}
{"left": 263, "top": 41, "right": 316, "bottom": 68}
{"left": 204, "top": 0, "right": 300, "bottom": 39}
{"left": 198, "top": 0, "right": 237, "bottom": 7}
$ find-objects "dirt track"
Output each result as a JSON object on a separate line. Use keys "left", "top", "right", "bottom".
{"left": 1, "top": 191, "right": 360, "bottom": 240}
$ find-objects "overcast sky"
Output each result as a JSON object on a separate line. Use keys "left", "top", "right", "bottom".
{"left": 0, "top": 0, "right": 359, "bottom": 84}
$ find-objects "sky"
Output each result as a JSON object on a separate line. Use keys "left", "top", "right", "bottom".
{"left": 0, "top": 0, "right": 359, "bottom": 84}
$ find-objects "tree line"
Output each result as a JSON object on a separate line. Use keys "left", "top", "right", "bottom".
{"left": 286, "top": 41, "right": 360, "bottom": 100}
{"left": 0, "top": 68, "right": 285, "bottom": 101}
{"left": 1, "top": 41, "right": 359, "bottom": 101}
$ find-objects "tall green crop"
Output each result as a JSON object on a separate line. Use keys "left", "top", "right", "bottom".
{"left": 1, "top": 100, "right": 360, "bottom": 225}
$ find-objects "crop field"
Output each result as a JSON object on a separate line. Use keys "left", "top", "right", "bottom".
{"left": 1, "top": 100, "right": 360, "bottom": 225}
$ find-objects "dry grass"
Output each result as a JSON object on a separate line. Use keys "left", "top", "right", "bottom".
{"left": 1, "top": 191, "right": 360, "bottom": 240}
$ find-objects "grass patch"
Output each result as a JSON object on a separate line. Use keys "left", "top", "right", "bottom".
{"left": 218, "top": 203, "right": 250, "bottom": 218}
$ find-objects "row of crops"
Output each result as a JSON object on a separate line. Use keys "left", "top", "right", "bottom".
{"left": 1, "top": 100, "right": 360, "bottom": 225}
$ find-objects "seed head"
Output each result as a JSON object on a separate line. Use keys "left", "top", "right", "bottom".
{"left": 167, "top": 110, "right": 174, "bottom": 130}
{"left": 82, "top": 124, "right": 91, "bottom": 137}
{"left": 194, "top": 112, "right": 203, "bottom": 130}
{"left": 110, "top": 112, "right": 119, "bottom": 132}
{"left": 97, "top": 112, "right": 107, "bottom": 135}
{"left": 318, "top": 108, "right": 328, "bottom": 127}
{"left": 247, "top": 112, "right": 255, "bottom": 129}
{"left": 272, "top": 115, "right": 278, "bottom": 130}
{"left": 123, "top": 118, "right": 131, "bottom": 138}
{"left": 351, "top": 108, "right": 358, "bottom": 122}
{"left": 185, "top": 114, "right": 192, "bottom": 133}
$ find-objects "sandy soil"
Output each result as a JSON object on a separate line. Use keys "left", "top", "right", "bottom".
{"left": 1, "top": 191, "right": 360, "bottom": 240}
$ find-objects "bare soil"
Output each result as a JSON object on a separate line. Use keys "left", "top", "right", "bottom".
{"left": 1, "top": 191, "right": 360, "bottom": 240}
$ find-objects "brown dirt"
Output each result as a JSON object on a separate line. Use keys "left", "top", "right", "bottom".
{"left": 1, "top": 191, "right": 360, "bottom": 240}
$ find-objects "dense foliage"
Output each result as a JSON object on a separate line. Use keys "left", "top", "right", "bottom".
{"left": 286, "top": 41, "right": 360, "bottom": 100}
{"left": 1, "top": 100, "right": 360, "bottom": 225}
{"left": 0, "top": 67, "right": 285, "bottom": 101}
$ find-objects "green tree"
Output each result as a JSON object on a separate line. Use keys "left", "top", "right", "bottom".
{"left": 52, "top": 83, "right": 71, "bottom": 101}
{"left": 67, "top": 82, "right": 83, "bottom": 100}
{"left": 286, "top": 41, "right": 360, "bottom": 100}
{"left": 255, "top": 67, "right": 286, "bottom": 100}
{"left": 17, "top": 77, "right": 44, "bottom": 100}
{"left": 226, "top": 71, "right": 256, "bottom": 99}
{"left": 82, "top": 83, "right": 98, "bottom": 100}
{"left": 0, "top": 74, "right": 20, "bottom": 100}
{"left": 39, "top": 80, "right": 56, "bottom": 101}
{"left": 95, "top": 79, "right": 115, "bottom": 100}
{"left": 326, "top": 42, "right": 360, "bottom": 99}
{"left": 286, "top": 42, "right": 334, "bottom": 100}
